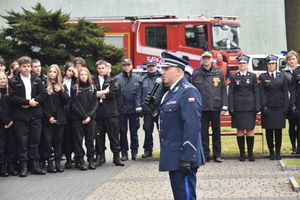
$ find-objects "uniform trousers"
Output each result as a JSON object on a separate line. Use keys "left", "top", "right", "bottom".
{"left": 96, "top": 116, "right": 121, "bottom": 154}
{"left": 0, "top": 124, "right": 5, "bottom": 162}
{"left": 201, "top": 111, "right": 221, "bottom": 159}
{"left": 72, "top": 120, "right": 96, "bottom": 159}
{"left": 142, "top": 113, "right": 158, "bottom": 153}
{"left": 169, "top": 168, "right": 198, "bottom": 200}
{"left": 42, "top": 123, "right": 64, "bottom": 159}
{"left": 14, "top": 119, "right": 42, "bottom": 161}
{"left": 119, "top": 113, "right": 140, "bottom": 155}
{"left": 288, "top": 118, "right": 299, "bottom": 150}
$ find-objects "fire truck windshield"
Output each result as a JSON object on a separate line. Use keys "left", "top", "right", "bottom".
{"left": 212, "top": 24, "right": 240, "bottom": 51}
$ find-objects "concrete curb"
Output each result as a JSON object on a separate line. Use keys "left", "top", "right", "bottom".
{"left": 279, "top": 160, "right": 300, "bottom": 171}
{"left": 290, "top": 177, "right": 300, "bottom": 192}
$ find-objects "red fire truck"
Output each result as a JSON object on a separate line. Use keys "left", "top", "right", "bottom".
{"left": 69, "top": 15, "right": 242, "bottom": 71}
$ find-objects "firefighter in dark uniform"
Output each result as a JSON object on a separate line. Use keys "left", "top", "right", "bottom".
{"left": 140, "top": 60, "right": 161, "bottom": 158}
{"left": 282, "top": 50, "right": 300, "bottom": 154}
{"left": 94, "top": 60, "right": 124, "bottom": 166}
{"left": 191, "top": 51, "right": 228, "bottom": 162}
{"left": 9, "top": 56, "right": 47, "bottom": 177}
{"left": 154, "top": 51, "right": 205, "bottom": 200}
{"left": 229, "top": 55, "right": 260, "bottom": 161}
{"left": 115, "top": 59, "right": 142, "bottom": 161}
{"left": 291, "top": 55, "right": 300, "bottom": 153}
{"left": 259, "top": 55, "right": 288, "bottom": 160}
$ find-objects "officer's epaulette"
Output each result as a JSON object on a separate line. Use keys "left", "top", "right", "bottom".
{"left": 182, "top": 83, "right": 190, "bottom": 89}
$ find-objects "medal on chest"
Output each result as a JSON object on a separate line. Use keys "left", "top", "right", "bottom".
{"left": 212, "top": 77, "right": 220, "bottom": 87}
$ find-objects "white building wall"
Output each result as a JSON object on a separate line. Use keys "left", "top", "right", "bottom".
{"left": 0, "top": 0, "right": 286, "bottom": 54}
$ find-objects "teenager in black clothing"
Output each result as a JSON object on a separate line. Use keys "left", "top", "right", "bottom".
{"left": 71, "top": 67, "right": 98, "bottom": 170}
{"left": 0, "top": 72, "right": 14, "bottom": 177}
{"left": 9, "top": 56, "right": 46, "bottom": 177}
{"left": 62, "top": 62, "right": 76, "bottom": 169}
{"left": 42, "top": 65, "right": 69, "bottom": 173}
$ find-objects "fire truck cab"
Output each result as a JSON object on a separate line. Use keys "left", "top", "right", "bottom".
{"left": 70, "top": 15, "right": 242, "bottom": 70}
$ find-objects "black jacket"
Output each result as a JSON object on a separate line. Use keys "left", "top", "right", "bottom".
{"left": 0, "top": 88, "right": 12, "bottom": 125}
{"left": 71, "top": 83, "right": 98, "bottom": 121}
{"left": 191, "top": 65, "right": 228, "bottom": 111}
{"left": 9, "top": 73, "right": 46, "bottom": 121}
{"left": 115, "top": 71, "right": 142, "bottom": 114}
{"left": 94, "top": 75, "right": 119, "bottom": 118}
{"left": 43, "top": 85, "right": 70, "bottom": 125}
{"left": 229, "top": 71, "right": 260, "bottom": 112}
{"left": 291, "top": 66, "right": 300, "bottom": 111}
{"left": 259, "top": 72, "right": 288, "bottom": 109}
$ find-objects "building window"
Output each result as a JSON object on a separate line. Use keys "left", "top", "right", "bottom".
{"left": 145, "top": 26, "right": 167, "bottom": 49}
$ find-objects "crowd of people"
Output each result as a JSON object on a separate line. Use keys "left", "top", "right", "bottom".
{"left": 0, "top": 49, "right": 299, "bottom": 180}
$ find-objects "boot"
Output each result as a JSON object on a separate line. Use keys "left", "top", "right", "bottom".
{"left": 142, "top": 151, "right": 153, "bottom": 158}
{"left": 266, "top": 129, "right": 274, "bottom": 160}
{"left": 47, "top": 159, "right": 56, "bottom": 173}
{"left": 31, "top": 160, "right": 46, "bottom": 175}
{"left": 88, "top": 157, "right": 96, "bottom": 170}
{"left": 95, "top": 152, "right": 105, "bottom": 167}
{"left": 246, "top": 136, "right": 255, "bottom": 161}
{"left": 55, "top": 158, "right": 64, "bottom": 172}
{"left": 121, "top": 152, "right": 128, "bottom": 161}
{"left": 19, "top": 161, "right": 28, "bottom": 177}
{"left": 237, "top": 136, "right": 245, "bottom": 162}
{"left": 7, "top": 162, "right": 18, "bottom": 176}
{"left": 65, "top": 154, "right": 72, "bottom": 169}
{"left": 0, "top": 162, "right": 8, "bottom": 177}
{"left": 78, "top": 158, "right": 87, "bottom": 171}
{"left": 113, "top": 153, "right": 125, "bottom": 166}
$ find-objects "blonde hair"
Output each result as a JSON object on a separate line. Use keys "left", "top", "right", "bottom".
{"left": 0, "top": 71, "right": 9, "bottom": 95}
{"left": 47, "top": 64, "right": 64, "bottom": 95}
{"left": 286, "top": 50, "right": 299, "bottom": 61}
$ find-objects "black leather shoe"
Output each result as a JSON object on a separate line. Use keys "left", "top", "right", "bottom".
{"left": 270, "top": 153, "right": 275, "bottom": 160}
{"left": 65, "top": 159, "right": 72, "bottom": 169}
{"left": 214, "top": 157, "right": 223, "bottom": 163}
{"left": 55, "top": 159, "right": 64, "bottom": 172}
{"left": 142, "top": 151, "right": 153, "bottom": 158}
{"left": 88, "top": 158, "right": 96, "bottom": 170}
{"left": 113, "top": 153, "right": 125, "bottom": 166}
{"left": 132, "top": 153, "right": 137, "bottom": 161}
{"left": 79, "top": 159, "right": 87, "bottom": 171}
{"left": 7, "top": 162, "right": 18, "bottom": 176}
{"left": 31, "top": 160, "right": 46, "bottom": 175}
{"left": 121, "top": 154, "right": 128, "bottom": 161}
{"left": 19, "top": 161, "right": 28, "bottom": 178}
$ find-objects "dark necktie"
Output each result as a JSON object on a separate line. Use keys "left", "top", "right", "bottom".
{"left": 271, "top": 73, "right": 274, "bottom": 78}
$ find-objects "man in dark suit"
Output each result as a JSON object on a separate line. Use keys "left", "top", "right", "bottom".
{"left": 154, "top": 52, "right": 205, "bottom": 200}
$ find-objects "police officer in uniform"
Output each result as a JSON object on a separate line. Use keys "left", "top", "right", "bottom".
{"left": 259, "top": 55, "right": 288, "bottom": 160}
{"left": 155, "top": 52, "right": 205, "bottom": 200}
{"left": 140, "top": 60, "right": 162, "bottom": 158}
{"left": 229, "top": 55, "right": 260, "bottom": 161}
{"left": 115, "top": 59, "right": 142, "bottom": 161}
{"left": 191, "top": 51, "right": 228, "bottom": 162}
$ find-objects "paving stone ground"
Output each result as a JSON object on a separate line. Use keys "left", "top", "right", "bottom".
{"left": 1, "top": 127, "right": 300, "bottom": 200}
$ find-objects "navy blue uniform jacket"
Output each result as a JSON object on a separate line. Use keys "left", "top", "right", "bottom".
{"left": 159, "top": 77, "right": 205, "bottom": 171}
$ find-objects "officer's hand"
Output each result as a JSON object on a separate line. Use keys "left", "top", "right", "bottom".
{"left": 262, "top": 107, "right": 269, "bottom": 115}
{"left": 144, "top": 92, "right": 152, "bottom": 105}
{"left": 180, "top": 161, "right": 192, "bottom": 176}
{"left": 229, "top": 110, "right": 234, "bottom": 116}
{"left": 137, "top": 111, "right": 143, "bottom": 118}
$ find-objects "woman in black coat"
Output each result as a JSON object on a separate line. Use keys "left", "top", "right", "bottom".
{"left": 259, "top": 55, "right": 288, "bottom": 160}
{"left": 42, "top": 65, "right": 69, "bottom": 172}
{"left": 229, "top": 55, "right": 260, "bottom": 162}
{"left": 71, "top": 67, "right": 98, "bottom": 170}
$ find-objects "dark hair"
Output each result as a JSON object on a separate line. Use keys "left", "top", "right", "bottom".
{"left": 95, "top": 59, "right": 107, "bottom": 68}
{"left": 73, "top": 57, "right": 87, "bottom": 67}
{"left": 63, "top": 62, "right": 74, "bottom": 75}
{"left": 32, "top": 59, "right": 41, "bottom": 65}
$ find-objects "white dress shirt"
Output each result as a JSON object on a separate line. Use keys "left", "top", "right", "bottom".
{"left": 63, "top": 78, "right": 72, "bottom": 97}
{"left": 20, "top": 74, "right": 31, "bottom": 100}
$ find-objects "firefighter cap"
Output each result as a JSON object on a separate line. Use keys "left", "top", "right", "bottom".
{"left": 146, "top": 60, "right": 157, "bottom": 67}
{"left": 201, "top": 51, "right": 212, "bottom": 58}
{"left": 160, "top": 51, "right": 188, "bottom": 70}
{"left": 236, "top": 54, "right": 250, "bottom": 63}
{"left": 265, "top": 54, "right": 278, "bottom": 64}
{"left": 122, "top": 58, "right": 132, "bottom": 65}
